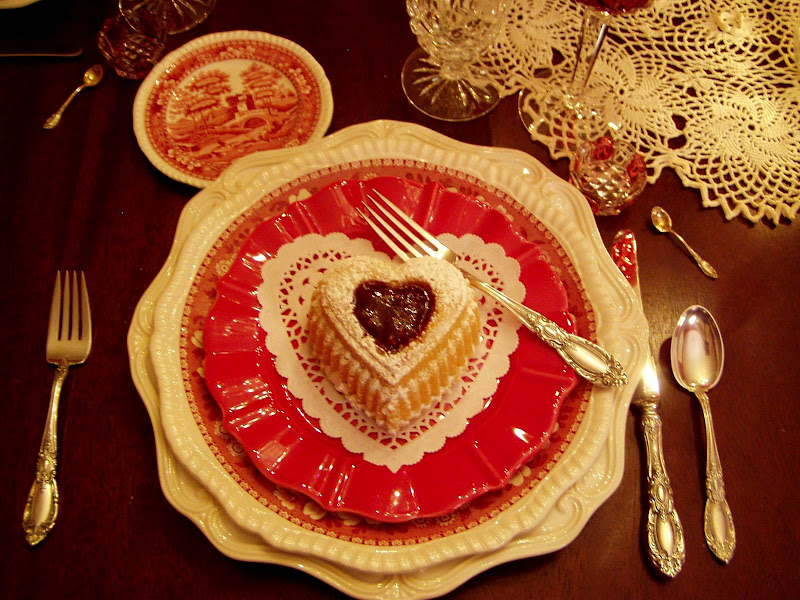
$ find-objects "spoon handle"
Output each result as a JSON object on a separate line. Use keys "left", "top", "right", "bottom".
{"left": 668, "top": 230, "right": 718, "bottom": 279}
{"left": 637, "top": 399, "right": 686, "bottom": 577}
{"left": 695, "top": 391, "right": 736, "bottom": 562}
{"left": 43, "top": 84, "right": 85, "bottom": 130}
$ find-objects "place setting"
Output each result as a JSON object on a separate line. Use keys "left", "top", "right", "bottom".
{"left": 120, "top": 1, "right": 746, "bottom": 596}
{"left": 130, "top": 118, "right": 650, "bottom": 595}
{"left": 13, "top": 0, "right": 775, "bottom": 597}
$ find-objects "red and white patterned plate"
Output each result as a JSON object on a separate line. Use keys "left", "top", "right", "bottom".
{"left": 133, "top": 30, "right": 333, "bottom": 187}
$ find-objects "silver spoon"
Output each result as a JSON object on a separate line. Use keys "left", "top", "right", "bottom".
{"left": 671, "top": 305, "right": 735, "bottom": 563}
{"left": 651, "top": 206, "right": 718, "bottom": 279}
{"left": 43, "top": 64, "right": 103, "bottom": 130}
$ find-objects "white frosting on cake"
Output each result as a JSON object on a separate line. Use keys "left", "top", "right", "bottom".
{"left": 258, "top": 232, "right": 525, "bottom": 468}
{"left": 314, "top": 256, "right": 473, "bottom": 384}
{"left": 307, "top": 255, "right": 481, "bottom": 433}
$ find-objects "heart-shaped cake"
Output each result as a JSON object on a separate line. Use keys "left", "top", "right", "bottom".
{"left": 307, "top": 256, "right": 481, "bottom": 433}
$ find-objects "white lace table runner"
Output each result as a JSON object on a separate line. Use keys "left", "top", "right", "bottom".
{"left": 483, "top": 0, "right": 800, "bottom": 224}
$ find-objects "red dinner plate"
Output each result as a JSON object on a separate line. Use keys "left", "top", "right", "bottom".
{"left": 203, "top": 177, "right": 578, "bottom": 521}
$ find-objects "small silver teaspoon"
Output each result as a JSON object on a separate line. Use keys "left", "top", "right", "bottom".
{"left": 671, "top": 305, "right": 735, "bottom": 563}
{"left": 651, "top": 206, "right": 718, "bottom": 279}
{"left": 43, "top": 64, "right": 104, "bottom": 130}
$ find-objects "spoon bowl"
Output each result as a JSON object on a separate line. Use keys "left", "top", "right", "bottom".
{"left": 650, "top": 205, "right": 673, "bottom": 234}
{"left": 82, "top": 64, "right": 104, "bottom": 87}
{"left": 671, "top": 304, "right": 724, "bottom": 392}
{"left": 651, "top": 206, "right": 718, "bottom": 279}
{"left": 671, "top": 305, "right": 735, "bottom": 563}
{"left": 43, "top": 64, "right": 104, "bottom": 129}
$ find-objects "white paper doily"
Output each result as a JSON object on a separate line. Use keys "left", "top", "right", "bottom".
{"left": 257, "top": 232, "right": 524, "bottom": 473}
{"left": 481, "top": 0, "right": 800, "bottom": 224}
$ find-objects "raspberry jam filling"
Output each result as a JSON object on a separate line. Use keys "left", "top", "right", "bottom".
{"left": 354, "top": 280, "right": 435, "bottom": 352}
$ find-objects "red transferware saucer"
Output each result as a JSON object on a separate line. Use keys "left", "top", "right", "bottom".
{"left": 133, "top": 30, "right": 333, "bottom": 188}
{"left": 203, "top": 177, "right": 579, "bottom": 522}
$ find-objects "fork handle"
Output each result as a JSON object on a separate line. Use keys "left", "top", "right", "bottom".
{"left": 467, "top": 278, "right": 627, "bottom": 386}
{"left": 22, "top": 361, "right": 68, "bottom": 545}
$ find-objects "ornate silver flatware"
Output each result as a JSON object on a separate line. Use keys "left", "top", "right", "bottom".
{"left": 671, "top": 304, "right": 735, "bottom": 563}
{"left": 651, "top": 206, "right": 717, "bottom": 279}
{"left": 611, "top": 229, "right": 685, "bottom": 577}
{"left": 43, "top": 64, "right": 103, "bottom": 129}
{"left": 23, "top": 271, "right": 92, "bottom": 545}
{"left": 361, "top": 189, "right": 628, "bottom": 387}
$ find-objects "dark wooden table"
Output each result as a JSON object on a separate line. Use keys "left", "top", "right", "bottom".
{"left": 2, "top": 1, "right": 799, "bottom": 598}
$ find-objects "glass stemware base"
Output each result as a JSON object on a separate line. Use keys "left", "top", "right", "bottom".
{"left": 402, "top": 47, "right": 501, "bottom": 122}
{"left": 161, "top": 0, "right": 217, "bottom": 34}
{"left": 518, "top": 85, "right": 612, "bottom": 153}
{"left": 569, "top": 136, "right": 647, "bottom": 216}
{"left": 98, "top": 3, "right": 167, "bottom": 80}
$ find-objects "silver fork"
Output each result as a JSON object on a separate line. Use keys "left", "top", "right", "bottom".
{"left": 361, "top": 191, "right": 627, "bottom": 387}
{"left": 23, "top": 271, "right": 92, "bottom": 545}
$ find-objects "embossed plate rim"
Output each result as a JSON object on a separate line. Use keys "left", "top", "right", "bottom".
{"left": 143, "top": 120, "right": 647, "bottom": 577}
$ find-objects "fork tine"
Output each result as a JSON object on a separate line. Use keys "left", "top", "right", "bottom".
{"left": 48, "top": 271, "right": 62, "bottom": 342}
{"left": 365, "top": 193, "right": 438, "bottom": 262}
{"left": 70, "top": 271, "right": 80, "bottom": 341}
{"left": 370, "top": 190, "right": 449, "bottom": 255}
{"left": 80, "top": 271, "right": 91, "bottom": 342}
{"left": 362, "top": 200, "right": 428, "bottom": 258}
{"left": 365, "top": 196, "right": 432, "bottom": 258}
{"left": 358, "top": 207, "right": 414, "bottom": 261}
{"left": 61, "top": 271, "right": 70, "bottom": 340}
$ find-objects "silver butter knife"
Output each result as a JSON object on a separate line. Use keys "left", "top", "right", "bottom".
{"left": 611, "top": 229, "right": 685, "bottom": 577}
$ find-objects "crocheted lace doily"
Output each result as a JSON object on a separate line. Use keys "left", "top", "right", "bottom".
{"left": 257, "top": 232, "right": 523, "bottom": 473}
{"left": 480, "top": 0, "right": 800, "bottom": 224}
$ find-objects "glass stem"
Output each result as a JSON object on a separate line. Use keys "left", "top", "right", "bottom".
{"left": 566, "top": 7, "right": 609, "bottom": 105}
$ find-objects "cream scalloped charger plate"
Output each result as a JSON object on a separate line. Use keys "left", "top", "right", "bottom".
{"left": 133, "top": 30, "right": 333, "bottom": 188}
{"left": 130, "top": 120, "right": 647, "bottom": 598}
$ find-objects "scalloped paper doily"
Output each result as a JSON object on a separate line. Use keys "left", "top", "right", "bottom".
{"left": 257, "top": 232, "right": 524, "bottom": 472}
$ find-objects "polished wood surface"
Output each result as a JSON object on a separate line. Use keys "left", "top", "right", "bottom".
{"left": 2, "top": 1, "right": 799, "bottom": 598}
